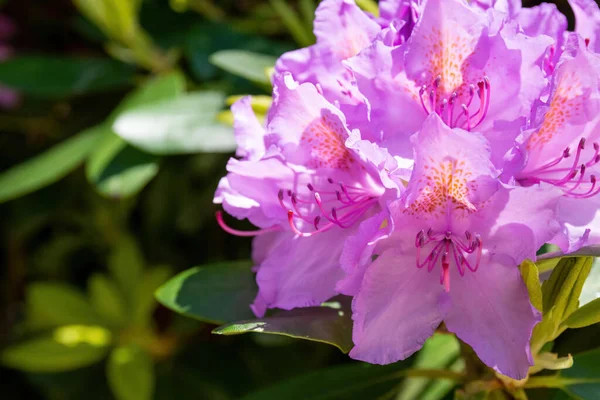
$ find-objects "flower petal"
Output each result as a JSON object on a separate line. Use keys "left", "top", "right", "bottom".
{"left": 445, "top": 257, "right": 541, "bottom": 379}
{"left": 349, "top": 249, "right": 449, "bottom": 364}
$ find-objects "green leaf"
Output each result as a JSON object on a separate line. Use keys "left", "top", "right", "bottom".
{"left": 209, "top": 50, "right": 277, "bottom": 86}
{"left": 240, "top": 362, "right": 409, "bottom": 400}
{"left": 398, "top": 334, "right": 461, "bottom": 400}
{"left": 132, "top": 266, "right": 173, "bottom": 328}
{"left": 86, "top": 129, "right": 160, "bottom": 199}
{"left": 26, "top": 283, "right": 103, "bottom": 329}
{"left": 560, "top": 348, "right": 600, "bottom": 400}
{"left": 269, "top": 0, "right": 315, "bottom": 47}
{"left": 107, "top": 345, "right": 154, "bottom": 400}
{"left": 85, "top": 72, "right": 186, "bottom": 197}
{"left": 542, "top": 257, "right": 593, "bottom": 322}
{"left": 107, "top": 233, "right": 145, "bottom": 305}
{"left": 565, "top": 297, "right": 600, "bottom": 329}
{"left": 155, "top": 261, "right": 256, "bottom": 324}
{"left": 110, "top": 72, "right": 186, "bottom": 122}
{"left": 112, "top": 92, "right": 236, "bottom": 154}
{"left": 2, "top": 326, "right": 111, "bottom": 372}
{"left": 0, "top": 56, "right": 135, "bottom": 98}
{"left": 0, "top": 126, "right": 104, "bottom": 204}
{"left": 88, "top": 274, "right": 128, "bottom": 327}
{"left": 521, "top": 259, "right": 543, "bottom": 312}
{"left": 213, "top": 296, "right": 353, "bottom": 353}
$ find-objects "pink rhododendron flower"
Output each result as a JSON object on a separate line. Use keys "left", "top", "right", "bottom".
{"left": 346, "top": 115, "right": 561, "bottom": 379}
{"left": 215, "top": 0, "right": 600, "bottom": 381}
{"left": 510, "top": 34, "right": 600, "bottom": 252}
{"left": 214, "top": 74, "right": 404, "bottom": 316}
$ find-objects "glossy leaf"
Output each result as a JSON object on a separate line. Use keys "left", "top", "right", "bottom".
{"left": 209, "top": 50, "right": 277, "bottom": 86}
{"left": 561, "top": 348, "right": 600, "bottom": 400}
{"left": 26, "top": 283, "right": 103, "bottom": 329}
{"left": 0, "top": 56, "right": 134, "bottom": 98}
{"left": 86, "top": 130, "right": 160, "bottom": 199}
{"left": 113, "top": 92, "right": 236, "bottom": 154}
{"left": 2, "top": 326, "right": 111, "bottom": 372}
{"left": 213, "top": 296, "right": 353, "bottom": 353}
{"left": 107, "top": 345, "right": 154, "bottom": 400}
{"left": 155, "top": 261, "right": 256, "bottom": 324}
{"left": 521, "top": 259, "right": 543, "bottom": 312}
{"left": 0, "top": 126, "right": 104, "bottom": 204}
{"left": 240, "top": 361, "right": 409, "bottom": 400}
{"left": 565, "top": 297, "right": 600, "bottom": 329}
{"left": 88, "top": 274, "right": 128, "bottom": 327}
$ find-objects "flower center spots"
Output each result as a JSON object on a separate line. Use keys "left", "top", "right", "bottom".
{"left": 527, "top": 71, "right": 584, "bottom": 150}
{"left": 520, "top": 138, "right": 600, "bottom": 199}
{"left": 301, "top": 113, "right": 354, "bottom": 170}
{"left": 405, "top": 158, "right": 477, "bottom": 218}
{"left": 423, "top": 26, "right": 475, "bottom": 95}
{"left": 335, "top": 30, "right": 371, "bottom": 60}
{"left": 279, "top": 178, "right": 378, "bottom": 237}
{"left": 415, "top": 228, "right": 483, "bottom": 292}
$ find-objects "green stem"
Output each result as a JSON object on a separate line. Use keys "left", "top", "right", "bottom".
{"left": 188, "top": 0, "right": 226, "bottom": 21}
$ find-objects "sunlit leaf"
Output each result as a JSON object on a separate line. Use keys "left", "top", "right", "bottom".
{"left": 0, "top": 126, "right": 104, "bottom": 204}
{"left": 26, "top": 283, "right": 103, "bottom": 329}
{"left": 522, "top": 259, "right": 543, "bottom": 312}
{"left": 107, "top": 345, "right": 154, "bottom": 400}
{"left": 155, "top": 261, "right": 256, "bottom": 324}
{"left": 0, "top": 56, "right": 134, "bottom": 97}
{"left": 113, "top": 92, "right": 236, "bottom": 154}
{"left": 542, "top": 257, "right": 593, "bottom": 322}
{"left": 210, "top": 50, "right": 277, "bottom": 86}
{"left": 565, "top": 297, "right": 600, "bottom": 329}
{"left": 2, "top": 326, "right": 111, "bottom": 372}
{"left": 86, "top": 129, "right": 160, "bottom": 199}
{"left": 213, "top": 296, "right": 353, "bottom": 353}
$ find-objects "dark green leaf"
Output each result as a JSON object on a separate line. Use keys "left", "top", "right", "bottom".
{"left": 2, "top": 326, "right": 111, "bottom": 372}
{"left": 86, "top": 130, "right": 160, "bottom": 199}
{"left": 26, "top": 283, "right": 103, "bottom": 329}
{"left": 0, "top": 56, "right": 134, "bottom": 98}
{"left": 240, "top": 362, "right": 409, "bottom": 400}
{"left": 209, "top": 50, "right": 277, "bottom": 86}
{"left": 561, "top": 348, "right": 600, "bottom": 400}
{"left": 113, "top": 92, "right": 236, "bottom": 154}
{"left": 155, "top": 261, "right": 256, "bottom": 324}
{"left": 107, "top": 345, "right": 154, "bottom": 400}
{"left": 0, "top": 126, "right": 104, "bottom": 204}
{"left": 213, "top": 296, "right": 353, "bottom": 353}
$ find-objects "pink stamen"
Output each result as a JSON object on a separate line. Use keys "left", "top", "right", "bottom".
{"left": 216, "top": 211, "right": 281, "bottom": 237}
{"left": 522, "top": 138, "right": 600, "bottom": 198}
{"left": 414, "top": 228, "right": 483, "bottom": 289}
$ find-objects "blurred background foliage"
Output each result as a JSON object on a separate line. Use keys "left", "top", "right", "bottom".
{"left": 0, "top": 0, "right": 599, "bottom": 399}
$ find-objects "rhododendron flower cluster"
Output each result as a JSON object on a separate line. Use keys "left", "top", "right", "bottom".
{"left": 215, "top": 0, "right": 600, "bottom": 379}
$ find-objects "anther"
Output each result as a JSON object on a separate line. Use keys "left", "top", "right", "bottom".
{"left": 278, "top": 189, "right": 284, "bottom": 201}
{"left": 307, "top": 183, "right": 314, "bottom": 191}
